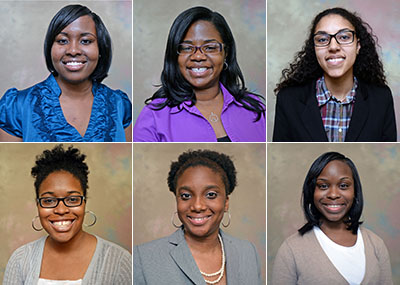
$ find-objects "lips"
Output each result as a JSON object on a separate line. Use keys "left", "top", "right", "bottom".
{"left": 326, "top": 56, "right": 345, "bottom": 66}
{"left": 187, "top": 215, "right": 212, "bottom": 226}
{"left": 49, "top": 219, "right": 75, "bottom": 232}
{"left": 322, "top": 203, "right": 346, "bottom": 213}
{"left": 187, "top": 66, "right": 211, "bottom": 77}
{"left": 62, "top": 59, "right": 87, "bottom": 71}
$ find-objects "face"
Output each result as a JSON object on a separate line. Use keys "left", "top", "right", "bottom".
{"left": 51, "top": 15, "right": 99, "bottom": 85}
{"left": 178, "top": 20, "right": 226, "bottom": 92}
{"left": 37, "top": 170, "right": 85, "bottom": 244}
{"left": 176, "top": 166, "right": 229, "bottom": 239}
{"left": 314, "top": 14, "right": 360, "bottom": 82}
{"left": 313, "top": 160, "right": 355, "bottom": 225}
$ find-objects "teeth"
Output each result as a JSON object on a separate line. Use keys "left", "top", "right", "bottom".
{"left": 66, "top": 62, "right": 83, "bottom": 66}
{"left": 327, "top": 58, "right": 344, "bottom": 63}
{"left": 53, "top": 221, "right": 72, "bottom": 226}
{"left": 191, "top": 67, "right": 207, "bottom": 72}
{"left": 191, "top": 217, "right": 208, "bottom": 221}
{"left": 326, "top": 205, "right": 341, "bottom": 208}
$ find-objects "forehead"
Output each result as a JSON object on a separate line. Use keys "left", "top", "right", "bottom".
{"left": 315, "top": 14, "right": 355, "bottom": 34}
{"left": 318, "top": 160, "right": 353, "bottom": 178}
{"left": 177, "top": 165, "right": 225, "bottom": 185}
{"left": 39, "top": 171, "right": 83, "bottom": 195}
{"left": 183, "top": 20, "right": 222, "bottom": 42}
{"left": 60, "top": 15, "right": 96, "bottom": 35}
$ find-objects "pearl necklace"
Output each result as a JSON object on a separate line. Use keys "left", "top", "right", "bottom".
{"left": 200, "top": 234, "right": 225, "bottom": 284}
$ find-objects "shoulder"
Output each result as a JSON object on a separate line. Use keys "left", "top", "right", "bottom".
{"left": 95, "top": 83, "right": 131, "bottom": 102}
{"left": 6, "top": 237, "right": 45, "bottom": 269}
{"left": 96, "top": 236, "right": 132, "bottom": 260}
{"left": 360, "top": 227, "right": 386, "bottom": 247}
{"left": 276, "top": 82, "right": 316, "bottom": 105}
{"left": 278, "top": 230, "right": 316, "bottom": 253}
{"left": 358, "top": 81, "right": 393, "bottom": 101}
{"left": 221, "top": 231, "right": 257, "bottom": 250}
{"left": 134, "top": 234, "right": 172, "bottom": 254}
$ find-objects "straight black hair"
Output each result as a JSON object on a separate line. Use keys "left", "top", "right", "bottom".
{"left": 44, "top": 4, "right": 112, "bottom": 83}
{"left": 299, "top": 152, "right": 363, "bottom": 235}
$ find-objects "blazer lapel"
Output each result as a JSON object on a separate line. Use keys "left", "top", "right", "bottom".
{"left": 345, "top": 84, "right": 369, "bottom": 141}
{"left": 169, "top": 230, "right": 205, "bottom": 285}
{"left": 300, "top": 84, "right": 328, "bottom": 141}
{"left": 222, "top": 231, "right": 240, "bottom": 285}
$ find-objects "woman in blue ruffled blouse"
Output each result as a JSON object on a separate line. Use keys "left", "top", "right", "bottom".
{"left": 0, "top": 4, "right": 132, "bottom": 142}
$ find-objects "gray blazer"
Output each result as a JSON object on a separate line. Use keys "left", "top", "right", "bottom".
{"left": 134, "top": 228, "right": 262, "bottom": 285}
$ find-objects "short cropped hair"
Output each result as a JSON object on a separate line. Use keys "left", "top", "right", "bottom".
{"left": 31, "top": 144, "right": 89, "bottom": 199}
{"left": 299, "top": 152, "right": 363, "bottom": 235}
{"left": 168, "top": 149, "right": 237, "bottom": 196}
{"left": 44, "top": 4, "right": 112, "bottom": 83}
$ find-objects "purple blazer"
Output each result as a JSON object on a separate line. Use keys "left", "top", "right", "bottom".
{"left": 133, "top": 84, "right": 266, "bottom": 142}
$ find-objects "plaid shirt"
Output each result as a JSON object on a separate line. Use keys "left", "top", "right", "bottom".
{"left": 316, "top": 77, "right": 358, "bottom": 142}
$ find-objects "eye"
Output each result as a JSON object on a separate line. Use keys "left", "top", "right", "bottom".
{"left": 56, "top": 39, "right": 68, "bottom": 45}
{"left": 317, "top": 183, "right": 329, "bottom": 190}
{"left": 41, "top": 197, "right": 57, "bottom": 205}
{"left": 66, "top": 196, "right": 79, "bottom": 203}
{"left": 339, "top": 183, "right": 350, "bottom": 189}
{"left": 178, "top": 44, "right": 194, "bottom": 53}
{"left": 206, "top": 191, "right": 218, "bottom": 199}
{"left": 202, "top": 43, "right": 219, "bottom": 53}
{"left": 81, "top": 39, "right": 93, "bottom": 45}
{"left": 180, "top": 193, "right": 191, "bottom": 200}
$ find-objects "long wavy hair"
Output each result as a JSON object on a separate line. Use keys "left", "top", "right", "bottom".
{"left": 298, "top": 152, "right": 363, "bottom": 235}
{"left": 275, "top": 7, "right": 386, "bottom": 93}
{"left": 146, "top": 6, "right": 265, "bottom": 121}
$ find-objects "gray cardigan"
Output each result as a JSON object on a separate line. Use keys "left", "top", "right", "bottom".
{"left": 3, "top": 235, "right": 132, "bottom": 285}
{"left": 134, "top": 228, "right": 262, "bottom": 284}
{"left": 272, "top": 227, "right": 393, "bottom": 285}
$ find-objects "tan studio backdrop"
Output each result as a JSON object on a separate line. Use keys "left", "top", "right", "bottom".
{"left": 268, "top": 143, "right": 400, "bottom": 284}
{"left": 133, "top": 143, "right": 266, "bottom": 283}
{"left": 0, "top": 143, "right": 132, "bottom": 281}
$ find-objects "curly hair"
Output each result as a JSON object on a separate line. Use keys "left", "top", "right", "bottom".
{"left": 167, "top": 149, "right": 237, "bottom": 196}
{"left": 31, "top": 144, "right": 89, "bottom": 199}
{"left": 145, "top": 6, "right": 265, "bottom": 121}
{"left": 298, "top": 152, "right": 363, "bottom": 235}
{"left": 275, "top": 7, "right": 386, "bottom": 93}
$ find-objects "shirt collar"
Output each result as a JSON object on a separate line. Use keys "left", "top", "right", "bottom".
{"left": 316, "top": 76, "right": 358, "bottom": 107}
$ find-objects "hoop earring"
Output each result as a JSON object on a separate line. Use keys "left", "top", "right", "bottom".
{"left": 222, "top": 211, "right": 231, "bottom": 227}
{"left": 84, "top": 211, "right": 97, "bottom": 227}
{"left": 171, "top": 211, "right": 182, "bottom": 228}
{"left": 32, "top": 215, "right": 43, "bottom": 231}
{"left": 223, "top": 60, "right": 228, "bottom": 70}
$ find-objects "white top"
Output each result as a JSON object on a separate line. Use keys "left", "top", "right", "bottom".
{"left": 314, "top": 226, "right": 365, "bottom": 285}
{"left": 38, "top": 278, "right": 82, "bottom": 285}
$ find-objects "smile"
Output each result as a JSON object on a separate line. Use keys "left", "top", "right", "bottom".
{"left": 327, "top": 58, "right": 344, "bottom": 63}
{"left": 322, "top": 203, "right": 345, "bottom": 213}
{"left": 50, "top": 219, "right": 75, "bottom": 232}
{"left": 62, "top": 60, "right": 87, "bottom": 71}
{"left": 187, "top": 215, "right": 212, "bottom": 226}
{"left": 187, "top": 66, "right": 210, "bottom": 77}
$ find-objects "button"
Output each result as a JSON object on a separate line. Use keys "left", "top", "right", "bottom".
{"left": 339, "top": 128, "right": 342, "bottom": 132}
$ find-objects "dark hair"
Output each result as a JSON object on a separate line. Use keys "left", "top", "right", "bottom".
{"left": 146, "top": 6, "right": 265, "bottom": 121}
{"left": 44, "top": 4, "right": 112, "bottom": 83}
{"left": 275, "top": 7, "right": 386, "bottom": 93}
{"left": 168, "top": 149, "right": 237, "bottom": 196}
{"left": 31, "top": 144, "right": 89, "bottom": 199}
{"left": 299, "top": 151, "right": 363, "bottom": 235}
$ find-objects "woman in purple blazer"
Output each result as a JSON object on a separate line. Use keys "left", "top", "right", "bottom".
{"left": 133, "top": 6, "right": 265, "bottom": 142}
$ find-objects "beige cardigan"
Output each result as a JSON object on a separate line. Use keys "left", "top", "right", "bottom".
{"left": 272, "top": 227, "right": 393, "bottom": 285}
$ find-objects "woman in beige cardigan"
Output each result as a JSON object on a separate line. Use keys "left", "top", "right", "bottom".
{"left": 272, "top": 152, "right": 393, "bottom": 285}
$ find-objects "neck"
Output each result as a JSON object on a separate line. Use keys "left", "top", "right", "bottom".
{"left": 184, "top": 230, "right": 221, "bottom": 252}
{"left": 46, "top": 229, "right": 90, "bottom": 254}
{"left": 195, "top": 85, "right": 222, "bottom": 104}
{"left": 324, "top": 73, "right": 354, "bottom": 102}
{"left": 55, "top": 77, "right": 93, "bottom": 99}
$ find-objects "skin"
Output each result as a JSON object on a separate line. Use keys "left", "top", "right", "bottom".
{"left": 38, "top": 170, "right": 96, "bottom": 280}
{"left": 0, "top": 15, "right": 132, "bottom": 141}
{"left": 314, "top": 160, "right": 357, "bottom": 246}
{"left": 176, "top": 166, "right": 229, "bottom": 284}
{"left": 178, "top": 20, "right": 227, "bottom": 138}
{"left": 314, "top": 14, "right": 360, "bottom": 101}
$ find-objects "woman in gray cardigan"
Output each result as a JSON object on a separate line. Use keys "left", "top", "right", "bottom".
{"left": 272, "top": 152, "right": 393, "bottom": 285}
{"left": 134, "top": 149, "right": 262, "bottom": 284}
{"left": 3, "top": 145, "right": 132, "bottom": 284}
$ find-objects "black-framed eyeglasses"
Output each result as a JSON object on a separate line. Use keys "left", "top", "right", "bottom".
{"left": 313, "top": 29, "right": 356, "bottom": 47}
{"left": 177, "top": 42, "right": 224, "bottom": 55}
{"left": 37, "top": 195, "right": 85, "bottom": 208}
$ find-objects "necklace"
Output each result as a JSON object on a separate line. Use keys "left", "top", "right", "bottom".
{"left": 200, "top": 234, "right": 225, "bottom": 284}
{"left": 208, "top": 112, "right": 219, "bottom": 123}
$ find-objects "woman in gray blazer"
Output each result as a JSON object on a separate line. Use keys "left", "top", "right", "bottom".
{"left": 134, "top": 149, "right": 262, "bottom": 285}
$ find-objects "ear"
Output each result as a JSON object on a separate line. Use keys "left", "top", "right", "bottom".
{"left": 356, "top": 39, "right": 361, "bottom": 55}
{"left": 224, "top": 196, "right": 229, "bottom": 211}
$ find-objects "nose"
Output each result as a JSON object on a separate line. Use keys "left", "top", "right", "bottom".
{"left": 190, "top": 196, "right": 207, "bottom": 212}
{"left": 54, "top": 200, "right": 70, "bottom": 214}
{"left": 327, "top": 185, "right": 341, "bottom": 199}
{"left": 66, "top": 40, "right": 81, "bottom": 56}
{"left": 328, "top": 37, "right": 341, "bottom": 51}
{"left": 190, "top": 47, "right": 206, "bottom": 60}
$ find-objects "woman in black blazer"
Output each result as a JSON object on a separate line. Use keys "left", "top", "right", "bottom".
{"left": 273, "top": 7, "right": 396, "bottom": 142}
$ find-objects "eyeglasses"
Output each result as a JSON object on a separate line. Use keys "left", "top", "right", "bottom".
{"left": 313, "top": 30, "right": 356, "bottom": 47}
{"left": 177, "top": 42, "right": 224, "bottom": 55}
{"left": 37, "top": 195, "right": 85, "bottom": 208}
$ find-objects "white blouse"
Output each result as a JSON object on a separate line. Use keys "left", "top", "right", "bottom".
{"left": 38, "top": 278, "right": 82, "bottom": 285}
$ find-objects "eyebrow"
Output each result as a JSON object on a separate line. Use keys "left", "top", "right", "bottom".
{"left": 40, "top": 190, "right": 82, "bottom": 197}
{"left": 181, "top": 39, "right": 219, "bottom": 44}
{"left": 316, "top": 177, "right": 352, "bottom": 181}
{"left": 314, "top": 28, "right": 353, "bottom": 35}
{"left": 58, "top": 32, "right": 97, "bottom": 38}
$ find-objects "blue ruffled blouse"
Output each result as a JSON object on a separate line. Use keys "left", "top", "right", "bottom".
{"left": 0, "top": 75, "right": 132, "bottom": 142}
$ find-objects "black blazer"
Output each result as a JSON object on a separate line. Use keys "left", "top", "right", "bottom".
{"left": 272, "top": 80, "right": 397, "bottom": 142}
